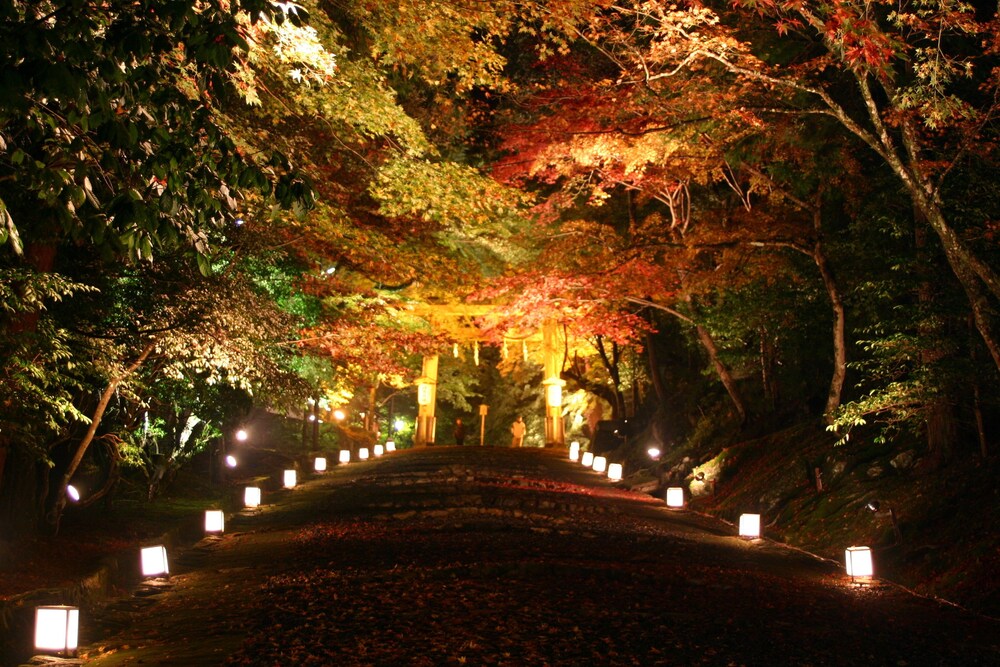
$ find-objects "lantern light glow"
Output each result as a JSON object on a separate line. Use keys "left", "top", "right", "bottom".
{"left": 140, "top": 546, "right": 169, "bottom": 577}
{"left": 608, "top": 463, "right": 623, "bottom": 481}
{"left": 738, "top": 513, "right": 761, "bottom": 539}
{"left": 845, "top": 546, "right": 874, "bottom": 581}
{"left": 66, "top": 485, "right": 80, "bottom": 502}
{"left": 569, "top": 441, "right": 580, "bottom": 461}
{"left": 205, "top": 510, "right": 225, "bottom": 533}
{"left": 592, "top": 455, "right": 607, "bottom": 473}
{"left": 34, "top": 605, "right": 79, "bottom": 654}
{"left": 374, "top": 444, "right": 384, "bottom": 457}
{"left": 666, "top": 487, "right": 684, "bottom": 508}
{"left": 581, "top": 451, "right": 594, "bottom": 467}
{"left": 235, "top": 429, "right": 248, "bottom": 442}
{"left": 339, "top": 450, "right": 350, "bottom": 463}
{"left": 314, "top": 457, "right": 327, "bottom": 472}
{"left": 225, "top": 455, "right": 237, "bottom": 468}
{"left": 244, "top": 486, "right": 261, "bottom": 508}
{"left": 386, "top": 440, "right": 396, "bottom": 452}
{"left": 283, "top": 469, "right": 297, "bottom": 488}
{"left": 647, "top": 447, "right": 661, "bottom": 460}
{"left": 359, "top": 447, "right": 369, "bottom": 460}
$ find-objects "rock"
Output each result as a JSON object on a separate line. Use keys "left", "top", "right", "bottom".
{"left": 890, "top": 450, "right": 915, "bottom": 470}
{"left": 867, "top": 465, "right": 885, "bottom": 479}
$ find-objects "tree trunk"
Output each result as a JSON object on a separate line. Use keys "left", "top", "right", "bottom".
{"left": 811, "top": 231, "right": 847, "bottom": 421}
{"left": 693, "top": 322, "right": 747, "bottom": 425}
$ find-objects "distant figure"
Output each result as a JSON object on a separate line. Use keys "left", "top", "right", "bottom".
{"left": 511, "top": 416, "right": 526, "bottom": 447}
{"left": 454, "top": 418, "right": 466, "bottom": 446}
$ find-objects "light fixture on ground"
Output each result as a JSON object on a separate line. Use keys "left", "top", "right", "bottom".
{"left": 314, "top": 457, "right": 327, "bottom": 472}
{"left": 608, "top": 463, "right": 623, "bottom": 481}
{"left": 738, "top": 513, "right": 761, "bottom": 539}
{"left": 647, "top": 447, "right": 661, "bottom": 460}
{"left": 666, "top": 486, "right": 684, "bottom": 509}
{"left": 338, "top": 450, "right": 350, "bottom": 464}
{"left": 386, "top": 440, "right": 396, "bottom": 452}
{"left": 235, "top": 429, "right": 248, "bottom": 442}
{"left": 140, "top": 545, "right": 169, "bottom": 577}
{"left": 359, "top": 447, "right": 369, "bottom": 460}
{"left": 205, "top": 509, "right": 225, "bottom": 533}
{"left": 581, "top": 451, "right": 594, "bottom": 467}
{"left": 569, "top": 441, "right": 580, "bottom": 461}
{"left": 225, "top": 455, "right": 238, "bottom": 468}
{"left": 283, "top": 469, "right": 297, "bottom": 488}
{"left": 34, "top": 605, "right": 79, "bottom": 655}
{"left": 244, "top": 486, "right": 261, "bottom": 508}
{"left": 592, "top": 455, "right": 607, "bottom": 473}
{"left": 845, "top": 545, "right": 874, "bottom": 583}
{"left": 374, "top": 444, "right": 384, "bottom": 457}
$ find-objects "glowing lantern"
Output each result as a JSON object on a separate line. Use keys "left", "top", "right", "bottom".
{"left": 283, "top": 469, "right": 297, "bottom": 488}
{"left": 417, "top": 383, "right": 432, "bottom": 406}
{"left": 374, "top": 444, "right": 384, "bottom": 457}
{"left": 647, "top": 447, "right": 661, "bottom": 460}
{"left": 314, "top": 457, "right": 327, "bottom": 472}
{"left": 569, "top": 441, "right": 580, "bottom": 461}
{"left": 738, "top": 514, "right": 761, "bottom": 539}
{"left": 205, "top": 510, "right": 225, "bottom": 533}
{"left": 666, "top": 487, "right": 684, "bottom": 508}
{"left": 581, "top": 451, "right": 594, "bottom": 467}
{"left": 592, "top": 456, "right": 607, "bottom": 473}
{"left": 140, "top": 546, "right": 169, "bottom": 577}
{"left": 386, "top": 440, "right": 396, "bottom": 452}
{"left": 608, "top": 463, "right": 623, "bottom": 481}
{"left": 66, "top": 485, "right": 81, "bottom": 502}
{"left": 244, "top": 486, "right": 261, "bottom": 508}
{"left": 546, "top": 383, "right": 563, "bottom": 407}
{"left": 235, "top": 429, "right": 248, "bottom": 442}
{"left": 359, "top": 448, "right": 369, "bottom": 460}
{"left": 34, "top": 606, "right": 79, "bottom": 655}
{"left": 845, "top": 546, "right": 874, "bottom": 581}
{"left": 225, "top": 455, "right": 238, "bottom": 468}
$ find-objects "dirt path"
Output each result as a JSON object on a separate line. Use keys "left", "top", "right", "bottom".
{"left": 64, "top": 447, "right": 998, "bottom": 666}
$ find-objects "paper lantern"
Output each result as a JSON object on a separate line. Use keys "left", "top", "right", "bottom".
{"left": 283, "top": 469, "right": 297, "bottom": 488}
{"left": 738, "top": 513, "right": 761, "bottom": 539}
{"left": 140, "top": 545, "right": 169, "bottom": 577}
{"left": 592, "top": 456, "right": 607, "bottom": 473}
{"left": 314, "top": 457, "right": 327, "bottom": 472}
{"left": 339, "top": 450, "right": 351, "bottom": 464}
{"left": 666, "top": 487, "right": 684, "bottom": 508}
{"left": 374, "top": 444, "right": 384, "bottom": 457}
{"left": 581, "top": 451, "right": 594, "bottom": 467}
{"left": 569, "top": 441, "right": 580, "bottom": 461}
{"left": 34, "top": 605, "right": 79, "bottom": 654}
{"left": 205, "top": 509, "right": 225, "bottom": 533}
{"left": 845, "top": 546, "right": 874, "bottom": 580}
{"left": 607, "top": 463, "right": 623, "bottom": 481}
{"left": 244, "top": 486, "right": 261, "bottom": 508}
{"left": 386, "top": 440, "right": 396, "bottom": 452}
{"left": 359, "top": 447, "right": 370, "bottom": 460}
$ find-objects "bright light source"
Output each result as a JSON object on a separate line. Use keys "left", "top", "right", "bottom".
{"left": 359, "top": 447, "right": 369, "bottom": 460}
{"left": 225, "top": 455, "right": 237, "bottom": 468}
{"left": 569, "top": 441, "right": 580, "bottom": 461}
{"left": 374, "top": 444, "right": 384, "bottom": 457}
{"left": 592, "top": 455, "right": 607, "bottom": 473}
{"left": 417, "top": 383, "right": 432, "bottom": 406}
{"left": 234, "top": 218, "right": 245, "bottom": 226}
{"left": 608, "top": 463, "right": 623, "bottom": 481}
{"left": 338, "top": 450, "right": 350, "bottom": 463}
{"left": 666, "top": 487, "right": 684, "bottom": 508}
{"left": 283, "top": 470, "right": 297, "bottom": 488}
{"left": 66, "top": 485, "right": 80, "bottom": 502}
{"left": 647, "top": 447, "right": 661, "bottom": 460}
{"left": 244, "top": 487, "right": 261, "bottom": 508}
{"left": 34, "top": 605, "right": 79, "bottom": 654}
{"left": 140, "top": 546, "right": 169, "bottom": 577}
{"left": 845, "top": 546, "right": 874, "bottom": 581}
{"left": 314, "top": 457, "right": 327, "bottom": 472}
{"left": 333, "top": 409, "right": 346, "bottom": 421}
{"left": 205, "top": 510, "right": 225, "bottom": 533}
{"left": 386, "top": 440, "right": 396, "bottom": 452}
{"left": 738, "top": 513, "right": 761, "bottom": 539}
{"left": 235, "top": 429, "right": 248, "bottom": 442}
{"left": 546, "top": 383, "right": 562, "bottom": 407}
{"left": 308, "top": 414, "right": 316, "bottom": 422}
{"left": 581, "top": 451, "right": 594, "bottom": 467}
{"left": 325, "top": 266, "right": 336, "bottom": 275}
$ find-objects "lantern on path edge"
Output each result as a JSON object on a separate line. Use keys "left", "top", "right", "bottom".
{"left": 845, "top": 546, "right": 874, "bottom": 583}
{"left": 592, "top": 456, "right": 607, "bottom": 473}
{"left": 608, "top": 463, "right": 623, "bottom": 481}
{"left": 245, "top": 486, "right": 262, "bottom": 508}
{"left": 34, "top": 605, "right": 79, "bottom": 655}
{"left": 140, "top": 545, "right": 169, "bottom": 577}
{"left": 339, "top": 449, "right": 351, "bottom": 464}
{"left": 359, "top": 447, "right": 369, "bottom": 460}
{"left": 738, "top": 514, "right": 761, "bottom": 539}
{"left": 283, "top": 469, "right": 297, "bottom": 488}
{"left": 314, "top": 457, "right": 327, "bottom": 472}
{"left": 581, "top": 451, "right": 594, "bottom": 467}
{"left": 569, "top": 441, "right": 580, "bottom": 461}
{"left": 205, "top": 509, "right": 225, "bottom": 533}
{"left": 666, "top": 487, "right": 684, "bottom": 509}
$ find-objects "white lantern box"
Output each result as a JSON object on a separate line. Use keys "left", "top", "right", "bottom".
{"left": 244, "top": 486, "right": 262, "bottom": 508}
{"left": 205, "top": 509, "right": 225, "bottom": 533}
{"left": 283, "top": 469, "right": 297, "bottom": 488}
{"left": 581, "top": 451, "right": 594, "bottom": 467}
{"left": 359, "top": 447, "right": 370, "bottom": 460}
{"left": 140, "top": 545, "right": 169, "bottom": 578}
{"left": 666, "top": 486, "right": 684, "bottom": 508}
{"left": 339, "top": 449, "right": 351, "bottom": 464}
{"left": 374, "top": 444, "right": 385, "bottom": 457}
{"left": 592, "top": 456, "right": 607, "bottom": 473}
{"left": 314, "top": 457, "right": 327, "bottom": 472}
{"left": 569, "top": 441, "right": 580, "bottom": 461}
{"left": 34, "top": 605, "right": 79, "bottom": 655}
{"left": 385, "top": 441, "right": 396, "bottom": 452}
{"left": 845, "top": 545, "right": 874, "bottom": 582}
{"left": 738, "top": 513, "right": 761, "bottom": 539}
{"left": 607, "top": 463, "right": 623, "bottom": 482}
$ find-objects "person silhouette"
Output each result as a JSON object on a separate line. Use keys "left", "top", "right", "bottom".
{"left": 510, "top": 416, "right": 526, "bottom": 447}
{"left": 454, "top": 418, "right": 466, "bottom": 446}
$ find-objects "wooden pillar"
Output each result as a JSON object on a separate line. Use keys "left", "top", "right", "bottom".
{"left": 415, "top": 355, "right": 439, "bottom": 447}
{"left": 542, "top": 321, "right": 565, "bottom": 448}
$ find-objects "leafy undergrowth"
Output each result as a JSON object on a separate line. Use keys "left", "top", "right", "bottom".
{"left": 659, "top": 422, "right": 1000, "bottom": 619}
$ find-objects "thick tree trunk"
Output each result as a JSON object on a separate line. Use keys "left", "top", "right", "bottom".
{"left": 811, "top": 233, "right": 847, "bottom": 421}
{"left": 693, "top": 322, "right": 747, "bottom": 425}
